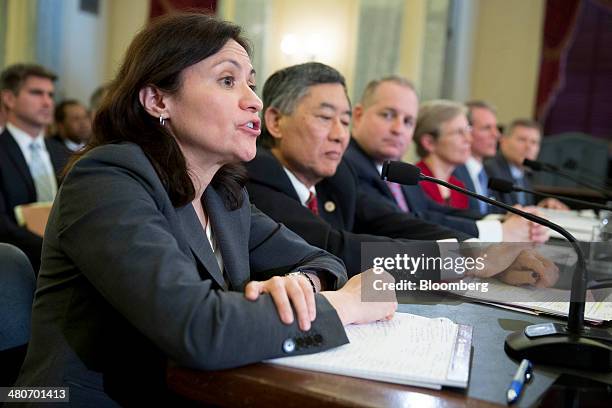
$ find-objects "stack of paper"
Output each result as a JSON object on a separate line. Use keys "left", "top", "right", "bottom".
{"left": 537, "top": 207, "right": 601, "bottom": 242}
{"left": 267, "top": 313, "right": 472, "bottom": 389}
{"left": 449, "top": 278, "right": 612, "bottom": 324}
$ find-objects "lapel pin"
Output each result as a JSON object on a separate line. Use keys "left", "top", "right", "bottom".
{"left": 324, "top": 201, "right": 336, "bottom": 212}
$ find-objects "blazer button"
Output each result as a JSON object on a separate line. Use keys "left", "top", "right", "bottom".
{"left": 282, "top": 338, "right": 296, "bottom": 353}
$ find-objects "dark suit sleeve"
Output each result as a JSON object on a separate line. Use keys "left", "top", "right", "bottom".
{"left": 247, "top": 204, "right": 348, "bottom": 289}
{"left": 353, "top": 190, "right": 472, "bottom": 241}
{"left": 0, "top": 189, "right": 42, "bottom": 271}
{"left": 246, "top": 181, "right": 415, "bottom": 277}
{"left": 55, "top": 154, "right": 347, "bottom": 371}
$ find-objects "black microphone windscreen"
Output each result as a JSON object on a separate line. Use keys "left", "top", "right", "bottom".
{"left": 382, "top": 161, "right": 421, "bottom": 185}
{"left": 488, "top": 177, "right": 515, "bottom": 193}
{"left": 523, "top": 159, "right": 543, "bottom": 171}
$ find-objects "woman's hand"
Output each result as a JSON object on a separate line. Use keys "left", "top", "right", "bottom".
{"left": 320, "top": 270, "right": 398, "bottom": 326}
{"left": 244, "top": 274, "right": 316, "bottom": 331}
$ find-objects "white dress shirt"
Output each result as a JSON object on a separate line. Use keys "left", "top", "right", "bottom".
{"left": 7, "top": 122, "right": 58, "bottom": 198}
{"left": 283, "top": 167, "right": 317, "bottom": 207}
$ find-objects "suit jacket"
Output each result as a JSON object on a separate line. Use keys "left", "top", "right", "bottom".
{"left": 16, "top": 143, "right": 348, "bottom": 406}
{"left": 245, "top": 148, "right": 468, "bottom": 277}
{"left": 452, "top": 164, "right": 481, "bottom": 212}
{"left": 0, "top": 128, "right": 71, "bottom": 270}
{"left": 484, "top": 153, "right": 536, "bottom": 206}
{"left": 344, "top": 140, "right": 480, "bottom": 237}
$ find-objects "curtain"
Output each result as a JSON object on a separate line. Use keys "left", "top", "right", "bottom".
{"left": 534, "top": 0, "right": 581, "bottom": 122}
{"left": 536, "top": 0, "right": 612, "bottom": 139}
{"left": 352, "top": 0, "right": 404, "bottom": 103}
{"left": 231, "top": 0, "right": 269, "bottom": 97}
{"left": 3, "top": 0, "right": 38, "bottom": 66}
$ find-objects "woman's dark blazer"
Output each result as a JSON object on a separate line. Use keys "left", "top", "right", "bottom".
{"left": 16, "top": 143, "right": 348, "bottom": 406}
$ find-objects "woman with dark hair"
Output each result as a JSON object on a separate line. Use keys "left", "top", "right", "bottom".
{"left": 15, "top": 13, "right": 396, "bottom": 406}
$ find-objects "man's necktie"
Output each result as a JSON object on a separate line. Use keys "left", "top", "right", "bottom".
{"left": 306, "top": 192, "right": 319, "bottom": 215}
{"left": 386, "top": 181, "right": 409, "bottom": 212}
{"left": 28, "top": 142, "right": 55, "bottom": 202}
{"left": 477, "top": 169, "right": 489, "bottom": 214}
{"left": 515, "top": 176, "right": 527, "bottom": 205}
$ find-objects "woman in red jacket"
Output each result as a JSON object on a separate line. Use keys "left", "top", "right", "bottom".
{"left": 413, "top": 100, "right": 472, "bottom": 210}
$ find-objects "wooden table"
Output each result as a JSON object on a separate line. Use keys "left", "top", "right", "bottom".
{"left": 165, "top": 300, "right": 598, "bottom": 407}
{"left": 167, "top": 362, "right": 502, "bottom": 407}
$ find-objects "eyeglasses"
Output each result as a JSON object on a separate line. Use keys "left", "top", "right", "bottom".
{"left": 432, "top": 126, "right": 472, "bottom": 138}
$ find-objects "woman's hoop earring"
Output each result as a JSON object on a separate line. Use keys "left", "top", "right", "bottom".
{"left": 159, "top": 115, "right": 166, "bottom": 126}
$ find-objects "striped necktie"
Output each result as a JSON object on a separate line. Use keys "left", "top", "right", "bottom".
{"left": 515, "top": 175, "right": 527, "bottom": 205}
{"left": 386, "top": 181, "right": 409, "bottom": 212}
{"left": 28, "top": 142, "right": 56, "bottom": 202}
{"left": 306, "top": 192, "right": 319, "bottom": 215}
{"left": 477, "top": 169, "right": 489, "bottom": 214}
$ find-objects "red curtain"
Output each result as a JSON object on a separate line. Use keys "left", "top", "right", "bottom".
{"left": 534, "top": 0, "right": 581, "bottom": 122}
{"left": 149, "top": 0, "right": 217, "bottom": 19}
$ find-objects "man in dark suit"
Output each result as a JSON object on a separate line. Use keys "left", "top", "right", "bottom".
{"left": 484, "top": 119, "right": 568, "bottom": 209}
{"left": 452, "top": 100, "right": 502, "bottom": 214}
{"left": 347, "top": 76, "right": 545, "bottom": 243}
{"left": 0, "top": 63, "right": 71, "bottom": 271}
{"left": 52, "top": 99, "right": 92, "bottom": 151}
{"left": 246, "top": 62, "right": 484, "bottom": 277}
{"left": 0, "top": 98, "right": 6, "bottom": 132}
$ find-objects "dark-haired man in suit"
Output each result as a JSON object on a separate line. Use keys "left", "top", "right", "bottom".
{"left": 0, "top": 63, "right": 70, "bottom": 271}
{"left": 485, "top": 119, "right": 568, "bottom": 210}
{"left": 52, "top": 99, "right": 91, "bottom": 152}
{"left": 245, "top": 62, "right": 553, "bottom": 281}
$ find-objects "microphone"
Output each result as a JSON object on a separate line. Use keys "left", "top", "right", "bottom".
{"left": 382, "top": 160, "right": 612, "bottom": 371}
{"left": 487, "top": 177, "right": 612, "bottom": 212}
{"left": 523, "top": 159, "right": 612, "bottom": 199}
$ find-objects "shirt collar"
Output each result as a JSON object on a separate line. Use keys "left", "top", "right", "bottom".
{"left": 509, "top": 163, "right": 524, "bottom": 179}
{"left": 64, "top": 138, "right": 85, "bottom": 152}
{"left": 7, "top": 122, "right": 45, "bottom": 149}
{"left": 465, "top": 156, "right": 483, "bottom": 177}
{"left": 282, "top": 167, "right": 316, "bottom": 206}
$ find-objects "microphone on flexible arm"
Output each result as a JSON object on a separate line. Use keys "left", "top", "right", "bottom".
{"left": 487, "top": 177, "right": 612, "bottom": 212}
{"left": 523, "top": 159, "right": 612, "bottom": 200}
{"left": 381, "top": 160, "right": 612, "bottom": 371}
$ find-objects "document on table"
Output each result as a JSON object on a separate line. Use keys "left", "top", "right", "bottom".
{"left": 267, "top": 313, "right": 472, "bottom": 390}
{"left": 448, "top": 278, "right": 612, "bottom": 324}
{"left": 537, "top": 207, "right": 600, "bottom": 242}
{"left": 14, "top": 201, "right": 53, "bottom": 237}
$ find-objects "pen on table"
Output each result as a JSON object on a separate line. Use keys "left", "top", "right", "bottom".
{"left": 507, "top": 359, "right": 533, "bottom": 404}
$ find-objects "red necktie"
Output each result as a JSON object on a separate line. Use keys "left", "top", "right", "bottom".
{"left": 306, "top": 192, "right": 319, "bottom": 215}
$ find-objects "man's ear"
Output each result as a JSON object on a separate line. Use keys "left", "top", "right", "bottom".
{"left": 139, "top": 85, "right": 168, "bottom": 119}
{"left": 352, "top": 104, "right": 364, "bottom": 128}
{"left": 264, "top": 107, "right": 284, "bottom": 141}
{"left": 1, "top": 90, "right": 16, "bottom": 111}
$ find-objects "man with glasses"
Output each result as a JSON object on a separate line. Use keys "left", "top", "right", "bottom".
{"left": 452, "top": 100, "right": 501, "bottom": 214}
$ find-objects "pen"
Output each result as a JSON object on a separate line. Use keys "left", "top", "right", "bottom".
{"left": 507, "top": 359, "right": 533, "bottom": 404}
